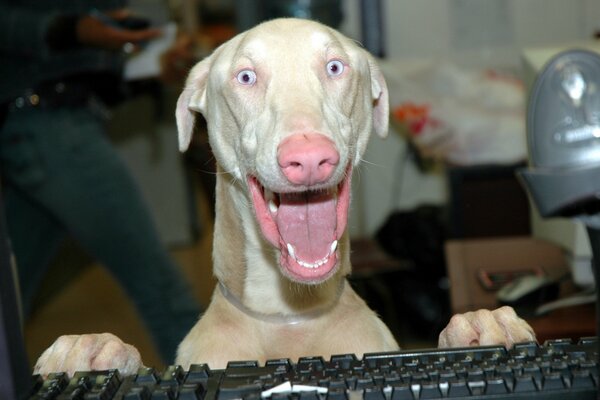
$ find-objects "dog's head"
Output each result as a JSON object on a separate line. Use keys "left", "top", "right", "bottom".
{"left": 176, "top": 18, "right": 388, "bottom": 284}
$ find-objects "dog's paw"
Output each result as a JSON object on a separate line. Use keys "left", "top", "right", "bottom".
{"left": 33, "top": 333, "right": 142, "bottom": 378}
{"left": 438, "top": 306, "right": 536, "bottom": 348}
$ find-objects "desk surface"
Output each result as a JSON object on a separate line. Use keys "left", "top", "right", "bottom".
{"left": 526, "top": 304, "right": 596, "bottom": 343}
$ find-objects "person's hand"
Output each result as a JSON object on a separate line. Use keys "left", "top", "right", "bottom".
{"left": 160, "top": 33, "right": 197, "bottom": 84}
{"left": 76, "top": 9, "right": 161, "bottom": 52}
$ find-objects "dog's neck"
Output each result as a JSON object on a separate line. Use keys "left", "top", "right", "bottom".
{"left": 218, "top": 279, "right": 346, "bottom": 324}
{"left": 212, "top": 168, "right": 351, "bottom": 317}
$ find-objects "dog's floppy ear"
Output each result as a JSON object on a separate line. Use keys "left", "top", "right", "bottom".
{"left": 176, "top": 56, "right": 212, "bottom": 152}
{"left": 367, "top": 56, "right": 389, "bottom": 138}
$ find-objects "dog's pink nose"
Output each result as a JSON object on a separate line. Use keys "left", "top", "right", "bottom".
{"left": 278, "top": 133, "right": 339, "bottom": 186}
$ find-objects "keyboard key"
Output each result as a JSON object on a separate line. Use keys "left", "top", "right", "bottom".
{"left": 485, "top": 378, "right": 508, "bottom": 394}
{"left": 571, "top": 369, "right": 595, "bottom": 388}
{"left": 513, "top": 374, "right": 537, "bottom": 392}
{"left": 298, "top": 357, "right": 326, "bottom": 372}
{"left": 298, "top": 390, "right": 320, "bottom": 400}
{"left": 512, "top": 341, "right": 539, "bottom": 357}
{"left": 185, "top": 364, "right": 211, "bottom": 382}
{"left": 326, "top": 387, "right": 348, "bottom": 400}
{"left": 420, "top": 382, "right": 442, "bottom": 399}
{"left": 579, "top": 360, "right": 597, "bottom": 372}
{"left": 328, "top": 379, "right": 347, "bottom": 390}
{"left": 149, "top": 387, "right": 175, "bottom": 400}
{"left": 330, "top": 354, "right": 358, "bottom": 369}
{"left": 364, "top": 352, "right": 402, "bottom": 369}
{"left": 136, "top": 367, "right": 160, "bottom": 385}
{"left": 217, "top": 381, "right": 262, "bottom": 400}
{"left": 466, "top": 368, "right": 484, "bottom": 381}
{"left": 384, "top": 375, "right": 402, "bottom": 386}
{"left": 355, "top": 377, "right": 374, "bottom": 389}
{"left": 542, "top": 372, "right": 566, "bottom": 390}
{"left": 494, "top": 364, "right": 513, "bottom": 381}
{"left": 344, "top": 376, "right": 358, "bottom": 390}
{"left": 265, "top": 358, "right": 293, "bottom": 374}
{"left": 439, "top": 370, "right": 457, "bottom": 382}
{"left": 579, "top": 337, "right": 598, "bottom": 346}
{"left": 58, "top": 387, "right": 86, "bottom": 400}
{"left": 43, "top": 371, "right": 69, "bottom": 396}
{"left": 467, "top": 380, "right": 485, "bottom": 396}
{"left": 123, "top": 386, "right": 151, "bottom": 400}
{"left": 72, "top": 372, "right": 93, "bottom": 389}
{"left": 318, "top": 377, "right": 331, "bottom": 387}
{"left": 362, "top": 386, "right": 385, "bottom": 400}
{"left": 160, "top": 366, "right": 184, "bottom": 388}
{"left": 227, "top": 360, "right": 259, "bottom": 368}
{"left": 448, "top": 380, "right": 470, "bottom": 397}
{"left": 224, "top": 365, "right": 277, "bottom": 379}
{"left": 390, "top": 384, "right": 413, "bottom": 400}
{"left": 177, "top": 383, "right": 205, "bottom": 400}
{"left": 408, "top": 372, "right": 428, "bottom": 384}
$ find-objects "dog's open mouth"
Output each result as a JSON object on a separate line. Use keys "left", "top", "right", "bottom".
{"left": 248, "top": 169, "right": 351, "bottom": 283}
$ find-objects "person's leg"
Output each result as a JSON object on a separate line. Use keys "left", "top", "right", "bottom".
{"left": 2, "top": 185, "right": 67, "bottom": 318}
{"left": 1, "top": 107, "right": 201, "bottom": 362}
{"left": 0, "top": 110, "right": 68, "bottom": 318}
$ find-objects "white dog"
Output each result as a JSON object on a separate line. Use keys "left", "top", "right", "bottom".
{"left": 34, "top": 18, "right": 535, "bottom": 377}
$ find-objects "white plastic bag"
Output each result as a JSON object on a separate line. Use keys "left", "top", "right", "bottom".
{"left": 390, "top": 62, "right": 527, "bottom": 166}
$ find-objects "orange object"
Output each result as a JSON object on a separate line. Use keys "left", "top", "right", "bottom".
{"left": 392, "top": 102, "right": 431, "bottom": 135}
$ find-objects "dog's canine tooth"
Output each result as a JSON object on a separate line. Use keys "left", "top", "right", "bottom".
{"left": 268, "top": 199, "right": 278, "bottom": 213}
{"left": 330, "top": 240, "right": 338, "bottom": 254}
{"left": 287, "top": 243, "right": 296, "bottom": 260}
{"left": 264, "top": 189, "right": 279, "bottom": 213}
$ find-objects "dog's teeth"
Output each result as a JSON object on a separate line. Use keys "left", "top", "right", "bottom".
{"left": 268, "top": 199, "right": 278, "bottom": 213}
{"left": 298, "top": 259, "right": 316, "bottom": 269}
{"left": 287, "top": 243, "right": 296, "bottom": 260}
{"left": 330, "top": 240, "right": 338, "bottom": 254}
{"left": 287, "top": 241, "right": 337, "bottom": 269}
{"left": 296, "top": 254, "right": 331, "bottom": 269}
{"left": 265, "top": 189, "right": 278, "bottom": 213}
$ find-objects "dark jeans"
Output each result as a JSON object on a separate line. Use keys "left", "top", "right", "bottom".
{"left": 0, "top": 105, "right": 200, "bottom": 363}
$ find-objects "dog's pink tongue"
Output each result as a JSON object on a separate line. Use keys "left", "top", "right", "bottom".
{"left": 276, "top": 191, "right": 336, "bottom": 262}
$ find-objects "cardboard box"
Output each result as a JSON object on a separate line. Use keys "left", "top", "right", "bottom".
{"left": 445, "top": 236, "right": 568, "bottom": 314}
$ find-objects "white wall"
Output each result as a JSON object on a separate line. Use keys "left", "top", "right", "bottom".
{"left": 342, "top": 0, "right": 600, "bottom": 237}
{"left": 342, "top": 0, "right": 600, "bottom": 63}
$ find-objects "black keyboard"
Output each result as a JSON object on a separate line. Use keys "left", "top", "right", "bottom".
{"left": 28, "top": 337, "right": 599, "bottom": 399}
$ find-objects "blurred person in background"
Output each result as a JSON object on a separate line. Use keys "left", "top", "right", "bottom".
{"left": 0, "top": 0, "right": 201, "bottom": 363}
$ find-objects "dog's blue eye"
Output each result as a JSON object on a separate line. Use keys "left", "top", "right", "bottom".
{"left": 326, "top": 60, "right": 344, "bottom": 77}
{"left": 236, "top": 69, "right": 257, "bottom": 85}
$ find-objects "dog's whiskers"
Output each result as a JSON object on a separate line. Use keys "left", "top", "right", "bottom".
{"left": 206, "top": 169, "right": 231, "bottom": 176}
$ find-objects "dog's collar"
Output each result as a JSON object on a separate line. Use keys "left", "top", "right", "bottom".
{"left": 218, "top": 280, "right": 345, "bottom": 325}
